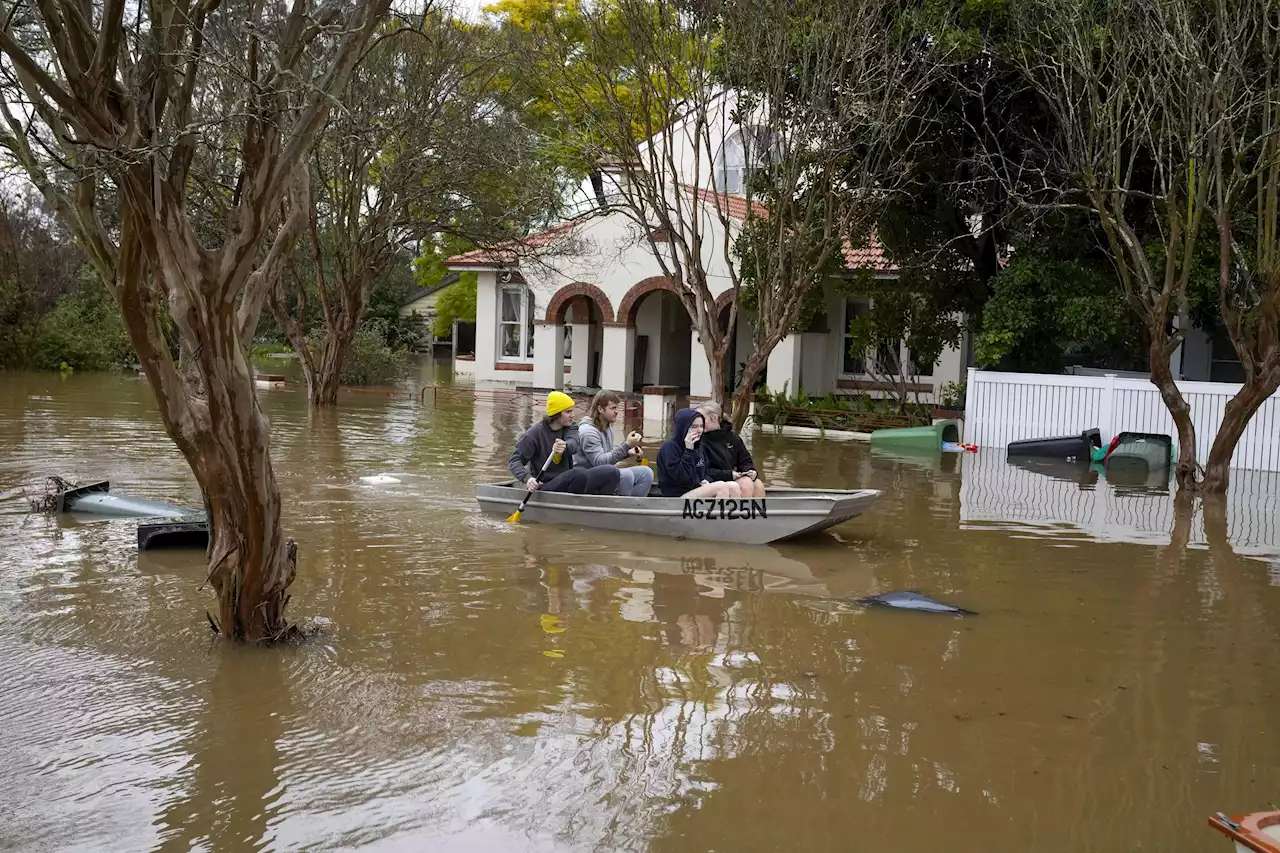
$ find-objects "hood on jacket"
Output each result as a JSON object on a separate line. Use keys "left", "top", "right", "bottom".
{"left": 672, "top": 408, "right": 703, "bottom": 446}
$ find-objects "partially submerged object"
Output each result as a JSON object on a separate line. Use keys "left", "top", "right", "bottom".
{"left": 1210, "top": 811, "right": 1280, "bottom": 853}
{"left": 137, "top": 516, "right": 210, "bottom": 550}
{"left": 857, "top": 590, "right": 974, "bottom": 615}
{"left": 869, "top": 419, "right": 960, "bottom": 451}
{"left": 1102, "top": 431, "right": 1174, "bottom": 477}
{"left": 475, "top": 484, "right": 881, "bottom": 545}
{"left": 1007, "top": 428, "right": 1102, "bottom": 463}
{"left": 58, "top": 481, "right": 192, "bottom": 518}
{"left": 56, "top": 480, "right": 209, "bottom": 550}
{"left": 359, "top": 474, "right": 402, "bottom": 485}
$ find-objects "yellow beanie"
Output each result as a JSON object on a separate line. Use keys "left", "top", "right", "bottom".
{"left": 546, "top": 390, "right": 575, "bottom": 418}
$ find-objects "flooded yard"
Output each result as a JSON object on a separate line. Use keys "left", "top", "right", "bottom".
{"left": 2, "top": 366, "right": 1278, "bottom": 852}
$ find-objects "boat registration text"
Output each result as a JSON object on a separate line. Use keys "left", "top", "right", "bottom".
{"left": 681, "top": 498, "right": 768, "bottom": 520}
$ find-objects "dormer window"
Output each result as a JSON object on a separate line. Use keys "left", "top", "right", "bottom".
{"left": 718, "top": 126, "right": 778, "bottom": 195}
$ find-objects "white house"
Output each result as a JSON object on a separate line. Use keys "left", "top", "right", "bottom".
{"left": 398, "top": 273, "right": 460, "bottom": 351}
{"left": 446, "top": 96, "right": 970, "bottom": 403}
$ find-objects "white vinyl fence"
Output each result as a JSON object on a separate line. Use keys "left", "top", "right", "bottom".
{"left": 964, "top": 368, "right": 1280, "bottom": 472}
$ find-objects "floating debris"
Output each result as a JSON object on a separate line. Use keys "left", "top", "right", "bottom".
{"left": 857, "top": 590, "right": 975, "bottom": 615}
{"left": 359, "top": 474, "right": 402, "bottom": 485}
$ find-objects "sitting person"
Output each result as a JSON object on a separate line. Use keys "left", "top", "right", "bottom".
{"left": 509, "top": 391, "right": 620, "bottom": 495}
{"left": 574, "top": 391, "right": 655, "bottom": 497}
{"left": 656, "top": 408, "right": 743, "bottom": 498}
{"left": 696, "top": 401, "right": 765, "bottom": 498}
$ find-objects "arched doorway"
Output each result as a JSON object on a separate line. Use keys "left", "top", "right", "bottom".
{"left": 543, "top": 282, "right": 614, "bottom": 389}
{"left": 616, "top": 278, "right": 692, "bottom": 393}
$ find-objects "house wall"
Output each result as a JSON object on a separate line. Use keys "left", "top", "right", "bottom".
{"left": 472, "top": 271, "right": 501, "bottom": 383}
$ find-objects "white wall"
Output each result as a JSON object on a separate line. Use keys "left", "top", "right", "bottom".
{"left": 965, "top": 368, "right": 1280, "bottom": 472}
{"left": 473, "top": 271, "right": 499, "bottom": 382}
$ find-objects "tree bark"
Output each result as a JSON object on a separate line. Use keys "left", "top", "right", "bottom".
{"left": 1200, "top": 373, "right": 1280, "bottom": 492}
{"left": 119, "top": 258, "right": 296, "bottom": 642}
{"left": 731, "top": 347, "right": 771, "bottom": 432}
{"left": 1146, "top": 334, "right": 1200, "bottom": 490}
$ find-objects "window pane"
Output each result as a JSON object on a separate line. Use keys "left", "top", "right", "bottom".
{"left": 843, "top": 347, "right": 865, "bottom": 375}
{"left": 842, "top": 298, "right": 866, "bottom": 374}
{"left": 525, "top": 320, "right": 535, "bottom": 358}
{"left": 875, "top": 342, "right": 897, "bottom": 375}
{"left": 563, "top": 326, "right": 573, "bottom": 360}
{"left": 501, "top": 288, "right": 521, "bottom": 322}
{"left": 500, "top": 323, "right": 520, "bottom": 357}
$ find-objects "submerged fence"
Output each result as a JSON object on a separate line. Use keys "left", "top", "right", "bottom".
{"left": 964, "top": 368, "right": 1280, "bottom": 473}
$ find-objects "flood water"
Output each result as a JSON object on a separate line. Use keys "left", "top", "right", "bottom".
{"left": 2, "top": 365, "right": 1279, "bottom": 853}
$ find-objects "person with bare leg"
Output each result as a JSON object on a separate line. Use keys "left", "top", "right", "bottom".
{"left": 697, "top": 401, "right": 765, "bottom": 498}
{"left": 656, "top": 408, "right": 741, "bottom": 498}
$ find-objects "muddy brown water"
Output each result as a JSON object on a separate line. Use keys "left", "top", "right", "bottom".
{"left": 2, "top": 365, "right": 1279, "bottom": 852}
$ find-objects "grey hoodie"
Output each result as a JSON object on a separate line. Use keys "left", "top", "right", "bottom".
{"left": 573, "top": 421, "right": 630, "bottom": 468}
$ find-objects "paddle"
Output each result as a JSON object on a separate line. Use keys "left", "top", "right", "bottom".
{"left": 507, "top": 451, "right": 557, "bottom": 523}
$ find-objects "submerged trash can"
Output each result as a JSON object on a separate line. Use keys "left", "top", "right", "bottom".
{"left": 869, "top": 419, "right": 960, "bottom": 450}
{"left": 1105, "top": 432, "right": 1174, "bottom": 477}
{"left": 1006, "top": 428, "right": 1101, "bottom": 463}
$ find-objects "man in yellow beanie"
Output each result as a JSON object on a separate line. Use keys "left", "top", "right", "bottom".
{"left": 507, "top": 391, "right": 621, "bottom": 496}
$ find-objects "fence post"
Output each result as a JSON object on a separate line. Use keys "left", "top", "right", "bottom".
{"left": 1099, "top": 373, "right": 1117, "bottom": 440}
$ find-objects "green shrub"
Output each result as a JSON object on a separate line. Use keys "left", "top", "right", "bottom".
{"left": 307, "top": 320, "right": 410, "bottom": 386}
{"left": 29, "top": 284, "right": 133, "bottom": 371}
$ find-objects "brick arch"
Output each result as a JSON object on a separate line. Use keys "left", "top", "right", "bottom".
{"left": 544, "top": 282, "right": 615, "bottom": 324}
{"left": 715, "top": 289, "right": 736, "bottom": 316}
{"left": 615, "top": 276, "right": 684, "bottom": 326}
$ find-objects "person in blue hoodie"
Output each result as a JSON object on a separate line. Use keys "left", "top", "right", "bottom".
{"left": 656, "top": 408, "right": 744, "bottom": 498}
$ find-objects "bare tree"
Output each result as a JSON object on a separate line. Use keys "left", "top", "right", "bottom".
{"left": 270, "top": 9, "right": 558, "bottom": 405}
{"left": 717, "top": 0, "right": 932, "bottom": 427}
{"left": 1199, "top": 0, "right": 1280, "bottom": 491}
{"left": 1001, "top": 0, "right": 1280, "bottom": 492}
{"left": 0, "top": 0, "right": 390, "bottom": 640}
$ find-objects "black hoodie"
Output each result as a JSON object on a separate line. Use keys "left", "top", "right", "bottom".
{"left": 702, "top": 424, "right": 756, "bottom": 482}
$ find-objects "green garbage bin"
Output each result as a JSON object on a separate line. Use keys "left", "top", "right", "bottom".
{"left": 869, "top": 419, "right": 960, "bottom": 450}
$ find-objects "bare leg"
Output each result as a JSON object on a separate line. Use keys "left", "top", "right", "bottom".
{"left": 682, "top": 481, "right": 736, "bottom": 499}
{"left": 733, "top": 476, "right": 756, "bottom": 497}
{"left": 751, "top": 479, "right": 766, "bottom": 498}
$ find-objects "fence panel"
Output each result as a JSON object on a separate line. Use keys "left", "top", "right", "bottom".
{"left": 966, "top": 369, "right": 1280, "bottom": 472}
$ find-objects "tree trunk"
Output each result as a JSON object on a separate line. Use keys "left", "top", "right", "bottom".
{"left": 309, "top": 331, "right": 350, "bottom": 407}
{"left": 1147, "top": 336, "right": 1200, "bottom": 489}
{"left": 1200, "top": 373, "right": 1280, "bottom": 492}
{"left": 121, "top": 272, "right": 296, "bottom": 642}
{"left": 731, "top": 347, "right": 771, "bottom": 432}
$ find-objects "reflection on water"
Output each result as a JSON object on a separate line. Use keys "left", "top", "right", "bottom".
{"left": 961, "top": 451, "right": 1280, "bottom": 575}
{"left": 2, "top": 367, "right": 1280, "bottom": 852}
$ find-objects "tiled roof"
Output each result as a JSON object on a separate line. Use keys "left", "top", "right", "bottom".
{"left": 682, "top": 185, "right": 767, "bottom": 221}
{"left": 842, "top": 237, "right": 895, "bottom": 274}
{"left": 447, "top": 191, "right": 896, "bottom": 274}
{"left": 685, "top": 185, "right": 896, "bottom": 274}
{"left": 445, "top": 220, "right": 583, "bottom": 268}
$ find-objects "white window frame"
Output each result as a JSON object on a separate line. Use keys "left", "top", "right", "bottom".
{"left": 838, "top": 297, "right": 934, "bottom": 380}
{"left": 498, "top": 284, "right": 536, "bottom": 363}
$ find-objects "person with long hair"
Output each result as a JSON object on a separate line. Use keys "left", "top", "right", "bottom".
{"left": 573, "top": 390, "right": 654, "bottom": 497}
{"left": 696, "top": 400, "right": 765, "bottom": 497}
{"left": 508, "top": 391, "right": 620, "bottom": 495}
{"left": 656, "top": 408, "right": 742, "bottom": 498}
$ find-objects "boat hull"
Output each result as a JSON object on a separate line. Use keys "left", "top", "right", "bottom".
{"left": 476, "top": 484, "right": 880, "bottom": 545}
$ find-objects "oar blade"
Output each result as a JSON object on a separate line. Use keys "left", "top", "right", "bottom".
{"left": 506, "top": 509, "right": 522, "bottom": 523}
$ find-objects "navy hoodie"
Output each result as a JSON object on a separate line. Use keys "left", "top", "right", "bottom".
{"left": 657, "top": 408, "right": 708, "bottom": 497}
